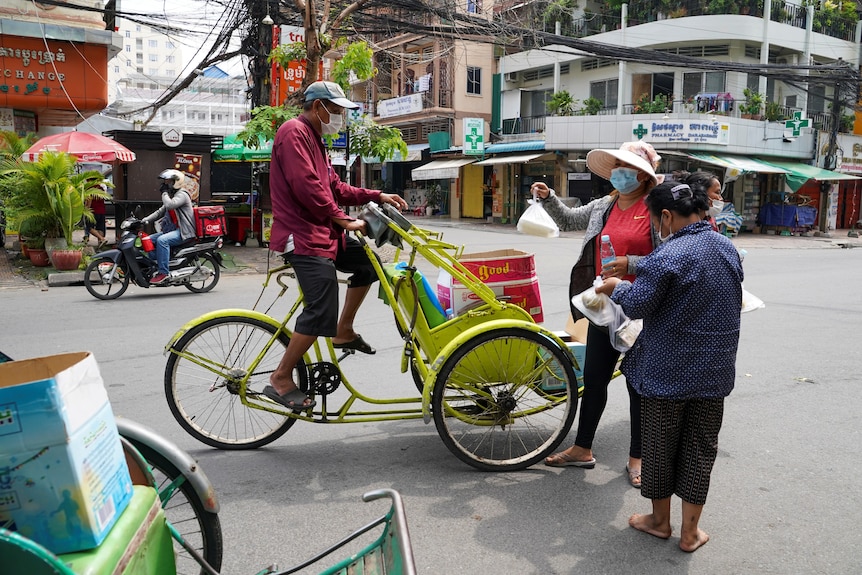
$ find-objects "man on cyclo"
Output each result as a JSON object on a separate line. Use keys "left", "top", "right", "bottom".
{"left": 265, "top": 80, "right": 408, "bottom": 409}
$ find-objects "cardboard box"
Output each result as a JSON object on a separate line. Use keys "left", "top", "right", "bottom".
{"left": 437, "top": 248, "right": 543, "bottom": 322}
{"left": 453, "top": 249, "right": 536, "bottom": 283}
{"left": 542, "top": 335, "right": 586, "bottom": 392}
{"left": 0, "top": 352, "right": 133, "bottom": 554}
{"left": 438, "top": 275, "right": 544, "bottom": 322}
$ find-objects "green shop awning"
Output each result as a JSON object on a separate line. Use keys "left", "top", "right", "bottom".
{"left": 687, "top": 153, "right": 788, "bottom": 175}
{"left": 213, "top": 134, "right": 273, "bottom": 162}
{"left": 756, "top": 160, "right": 862, "bottom": 192}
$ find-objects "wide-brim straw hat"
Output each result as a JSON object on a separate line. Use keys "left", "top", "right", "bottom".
{"left": 586, "top": 141, "right": 663, "bottom": 187}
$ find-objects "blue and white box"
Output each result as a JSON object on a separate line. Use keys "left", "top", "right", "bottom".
{"left": 0, "top": 352, "right": 133, "bottom": 554}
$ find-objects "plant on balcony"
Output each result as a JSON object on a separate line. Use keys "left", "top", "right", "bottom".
{"left": 580, "top": 97, "right": 604, "bottom": 115}
{"left": 543, "top": 0, "right": 577, "bottom": 26}
{"left": 633, "top": 93, "right": 669, "bottom": 114}
{"left": 839, "top": 113, "right": 855, "bottom": 133}
{"left": 741, "top": 88, "right": 764, "bottom": 119}
{"left": 547, "top": 90, "right": 578, "bottom": 116}
{"left": 764, "top": 101, "right": 786, "bottom": 122}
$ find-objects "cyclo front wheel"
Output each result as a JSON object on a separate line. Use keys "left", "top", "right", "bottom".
{"left": 432, "top": 328, "right": 577, "bottom": 471}
{"left": 165, "top": 316, "right": 308, "bottom": 449}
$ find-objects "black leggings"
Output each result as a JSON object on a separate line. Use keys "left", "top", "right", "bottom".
{"left": 574, "top": 322, "right": 642, "bottom": 459}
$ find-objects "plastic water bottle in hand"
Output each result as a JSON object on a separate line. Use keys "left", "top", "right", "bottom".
{"left": 600, "top": 234, "right": 616, "bottom": 274}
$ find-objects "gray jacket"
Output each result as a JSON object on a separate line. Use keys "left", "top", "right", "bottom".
{"left": 144, "top": 190, "right": 196, "bottom": 240}
{"left": 541, "top": 193, "right": 660, "bottom": 320}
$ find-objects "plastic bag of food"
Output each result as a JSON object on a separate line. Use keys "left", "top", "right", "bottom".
{"left": 571, "top": 277, "right": 641, "bottom": 352}
{"left": 517, "top": 199, "right": 559, "bottom": 238}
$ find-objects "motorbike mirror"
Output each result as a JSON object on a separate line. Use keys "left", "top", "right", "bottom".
{"left": 133, "top": 205, "right": 142, "bottom": 217}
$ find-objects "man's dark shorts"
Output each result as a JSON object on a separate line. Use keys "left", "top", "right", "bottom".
{"left": 284, "top": 236, "right": 378, "bottom": 337}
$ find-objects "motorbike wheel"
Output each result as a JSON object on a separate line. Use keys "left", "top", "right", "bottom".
{"left": 184, "top": 252, "right": 220, "bottom": 293}
{"left": 84, "top": 256, "right": 130, "bottom": 300}
{"left": 165, "top": 316, "right": 305, "bottom": 449}
{"left": 128, "top": 441, "right": 223, "bottom": 575}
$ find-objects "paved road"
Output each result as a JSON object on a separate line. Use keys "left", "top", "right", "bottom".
{"left": 2, "top": 223, "right": 861, "bottom": 574}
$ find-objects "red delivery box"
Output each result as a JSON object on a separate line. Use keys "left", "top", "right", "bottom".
{"left": 194, "top": 206, "right": 226, "bottom": 238}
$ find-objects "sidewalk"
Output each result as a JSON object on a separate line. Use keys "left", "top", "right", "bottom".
{"left": 3, "top": 218, "right": 861, "bottom": 288}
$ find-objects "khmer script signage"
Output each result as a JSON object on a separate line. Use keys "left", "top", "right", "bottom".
{"left": 377, "top": 93, "right": 423, "bottom": 119}
{"left": 632, "top": 120, "right": 730, "bottom": 145}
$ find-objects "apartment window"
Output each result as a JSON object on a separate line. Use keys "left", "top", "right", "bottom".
{"left": 125, "top": 45, "right": 131, "bottom": 52}
{"left": 166, "top": 41, "right": 175, "bottom": 49}
{"left": 590, "top": 79, "right": 618, "bottom": 108}
{"left": 124, "top": 30, "right": 130, "bottom": 38}
{"left": 136, "top": 39, "right": 143, "bottom": 49}
{"left": 135, "top": 25, "right": 141, "bottom": 32}
{"left": 467, "top": 0, "right": 482, "bottom": 13}
{"left": 467, "top": 66, "right": 481, "bottom": 95}
{"left": 166, "top": 55, "right": 175, "bottom": 64}
{"left": 136, "top": 54, "right": 143, "bottom": 64}
{"left": 166, "top": 69, "right": 174, "bottom": 76}
{"left": 136, "top": 67, "right": 143, "bottom": 74}
{"left": 149, "top": 54, "right": 158, "bottom": 62}
{"left": 148, "top": 40, "right": 158, "bottom": 48}
{"left": 530, "top": 90, "right": 552, "bottom": 117}
{"left": 126, "top": 60, "right": 131, "bottom": 67}
{"left": 148, "top": 69, "right": 158, "bottom": 76}
{"left": 113, "top": 66, "right": 119, "bottom": 73}
{"left": 682, "top": 71, "right": 726, "bottom": 98}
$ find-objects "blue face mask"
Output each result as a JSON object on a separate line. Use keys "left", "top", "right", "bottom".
{"left": 609, "top": 167, "right": 641, "bottom": 194}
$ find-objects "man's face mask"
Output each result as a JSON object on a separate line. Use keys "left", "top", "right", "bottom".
{"left": 317, "top": 102, "right": 343, "bottom": 136}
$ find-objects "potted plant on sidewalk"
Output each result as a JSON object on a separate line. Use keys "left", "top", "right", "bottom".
{"left": 1, "top": 151, "right": 108, "bottom": 269}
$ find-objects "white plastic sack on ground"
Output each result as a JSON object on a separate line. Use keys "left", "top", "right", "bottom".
{"left": 517, "top": 199, "right": 559, "bottom": 238}
{"left": 741, "top": 286, "right": 765, "bottom": 313}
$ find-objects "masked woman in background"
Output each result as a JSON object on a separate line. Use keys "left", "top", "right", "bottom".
{"left": 531, "top": 141, "right": 662, "bottom": 488}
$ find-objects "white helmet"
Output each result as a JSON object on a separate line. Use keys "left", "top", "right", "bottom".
{"left": 158, "top": 169, "right": 185, "bottom": 190}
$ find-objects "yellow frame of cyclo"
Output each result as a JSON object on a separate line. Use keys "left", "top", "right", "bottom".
{"left": 165, "top": 219, "right": 575, "bottom": 424}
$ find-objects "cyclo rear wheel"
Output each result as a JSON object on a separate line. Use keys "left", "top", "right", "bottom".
{"left": 165, "top": 316, "right": 308, "bottom": 449}
{"left": 432, "top": 328, "right": 577, "bottom": 471}
{"left": 129, "top": 441, "right": 223, "bottom": 575}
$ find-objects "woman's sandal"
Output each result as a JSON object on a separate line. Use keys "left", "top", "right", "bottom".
{"left": 626, "top": 464, "right": 642, "bottom": 488}
{"left": 544, "top": 451, "right": 596, "bottom": 468}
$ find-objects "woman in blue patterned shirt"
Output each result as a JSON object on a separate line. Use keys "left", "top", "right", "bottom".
{"left": 597, "top": 181, "right": 743, "bottom": 552}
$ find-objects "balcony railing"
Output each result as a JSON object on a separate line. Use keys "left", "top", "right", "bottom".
{"left": 502, "top": 116, "right": 546, "bottom": 135}
{"left": 501, "top": 102, "right": 841, "bottom": 134}
{"left": 511, "top": 0, "right": 857, "bottom": 42}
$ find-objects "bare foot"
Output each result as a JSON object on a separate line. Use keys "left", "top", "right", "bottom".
{"left": 628, "top": 514, "right": 672, "bottom": 540}
{"left": 679, "top": 528, "right": 709, "bottom": 552}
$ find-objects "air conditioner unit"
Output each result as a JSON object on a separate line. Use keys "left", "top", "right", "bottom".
{"left": 505, "top": 71, "right": 519, "bottom": 82}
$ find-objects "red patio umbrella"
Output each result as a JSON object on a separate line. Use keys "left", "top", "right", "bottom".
{"left": 22, "top": 132, "right": 136, "bottom": 163}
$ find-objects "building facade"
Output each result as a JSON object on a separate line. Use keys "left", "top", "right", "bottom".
{"left": 490, "top": 0, "right": 862, "bottom": 231}
{"left": 0, "top": 1, "right": 120, "bottom": 133}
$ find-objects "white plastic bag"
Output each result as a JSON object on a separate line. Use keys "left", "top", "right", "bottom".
{"left": 571, "top": 277, "right": 642, "bottom": 352}
{"left": 741, "top": 286, "right": 765, "bottom": 313}
{"left": 517, "top": 199, "right": 559, "bottom": 238}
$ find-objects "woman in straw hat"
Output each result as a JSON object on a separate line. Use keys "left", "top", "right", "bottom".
{"left": 532, "top": 140, "right": 662, "bottom": 488}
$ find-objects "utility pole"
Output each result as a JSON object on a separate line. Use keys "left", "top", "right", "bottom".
{"left": 819, "top": 78, "right": 843, "bottom": 232}
{"left": 249, "top": 0, "right": 274, "bottom": 109}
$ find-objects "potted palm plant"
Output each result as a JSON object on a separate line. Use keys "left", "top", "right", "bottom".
{"left": 1, "top": 151, "right": 108, "bottom": 270}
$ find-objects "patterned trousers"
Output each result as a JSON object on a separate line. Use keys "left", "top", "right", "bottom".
{"left": 640, "top": 397, "right": 725, "bottom": 505}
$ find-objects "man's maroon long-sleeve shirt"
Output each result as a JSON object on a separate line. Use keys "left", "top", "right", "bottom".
{"left": 269, "top": 115, "right": 380, "bottom": 259}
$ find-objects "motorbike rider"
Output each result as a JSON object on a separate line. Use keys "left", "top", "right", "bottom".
{"left": 142, "top": 169, "right": 196, "bottom": 284}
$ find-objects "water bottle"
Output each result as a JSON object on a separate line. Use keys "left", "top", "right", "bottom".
{"left": 600, "top": 235, "right": 616, "bottom": 268}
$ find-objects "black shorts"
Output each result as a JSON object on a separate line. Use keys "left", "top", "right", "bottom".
{"left": 285, "top": 236, "right": 378, "bottom": 336}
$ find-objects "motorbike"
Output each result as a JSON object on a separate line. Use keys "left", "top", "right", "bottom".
{"left": 84, "top": 211, "right": 224, "bottom": 300}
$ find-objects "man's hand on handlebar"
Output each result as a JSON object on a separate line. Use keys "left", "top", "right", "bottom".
{"left": 380, "top": 193, "right": 409, "bottom": 211}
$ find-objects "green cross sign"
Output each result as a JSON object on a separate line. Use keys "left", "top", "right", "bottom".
{"left": 633, "top": 123, "right": 648, "bottom": 139}
{"left": 463, "top": 118, "right": 484, "bottom": 155}
{"left": 784, "top": 111, "right": 810, "bottom": 137}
